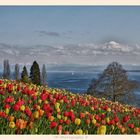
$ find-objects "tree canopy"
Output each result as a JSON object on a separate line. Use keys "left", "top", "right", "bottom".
{"left": 87, "top": 62, "right": 137, "bottom": 105}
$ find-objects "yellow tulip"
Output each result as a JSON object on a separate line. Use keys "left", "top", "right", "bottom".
{"left": 60, "top": 100, "right": 64, "bottom": 104}
{"left": 107, "top": 108, "right": 111, "bottom": 112}
{"left": 121, "top": 127, "right": 126, "bottom": 134}
{"left": 85, "top": 130, "right": 88, "bottom": 134}
{"left": 13, "top": 91, "right": 17, "bottom": 95}
{"left": 45, "top": 101, "right": 48, "bottom": 104}
{"left": 75, "top": 118, "right": 81, "bottom": 126}
{"left": 4, "top": 84, "right": 7, "bottom": 89}
{"left": 125, "top": 108, "right": 128, "bottom": 112}
{"left": 20, "top": 105, "right": 25, "bottom": 111}
{"left": 34, "top": 111, "right": 39, "bottom": 119}
{"left": 76, "top": 129, "right": 83, "bottom": 135}
{"left": 55, "top": 102, "right": 60, "bottom": 109}
{"left": 91, "top": 107, "right": 94, "bottom": 111}
{"left": 57, "top": 114, "right": 61, "bottom": 119}
{"left": 37, "top": 105, "right": 41, "bottom": 110}
{"left": 92, "top": 119, "right": 96, "bottom": 125}
{"left": 38, "top": 99, "right": 42, "bottom": 104}
{"left": 56, "top": 108, "right": 60, "bottom": 113}
{"left": 12, "top": 86, "right": 15, "bottom": 91}
{"left": 5, "top": 108, "right": 9, "bottom": 115}
{"left": 106, "top": 117, "right": 110, "bottom": 123}
{"left": 9, "top": 122, "right": 15, "bottom": 128}
{"left": 92, "top": 115, "right": 95, "bottom": 120}
{"left": 97, "top": 125, "right": 106, "bottom": 135}
{"left": 64, "top": 116, "right": 67, "bottom": 121}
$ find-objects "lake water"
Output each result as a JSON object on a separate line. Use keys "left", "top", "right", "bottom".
{"left": 47, "top": 72, "right": 99, "bottom": 93}
{"left": 47, "top": 72, "right": 140, "bottom": 102}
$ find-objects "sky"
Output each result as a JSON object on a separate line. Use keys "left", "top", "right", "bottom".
{"left": 0, "top": 6, "right": 140, "bottom": 65}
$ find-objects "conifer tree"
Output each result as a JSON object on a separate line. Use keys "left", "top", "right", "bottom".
{"left": 30, "top": 61, "right": 41, "bottom": 85}
{"left": 21, "top": 66, "right": 29, "bottom": 83}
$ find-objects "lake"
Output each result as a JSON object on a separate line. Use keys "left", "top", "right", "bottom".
{"left": 47, "top": 71, "right": 140, "bottom": 94}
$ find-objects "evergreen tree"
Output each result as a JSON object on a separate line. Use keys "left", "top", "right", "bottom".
{"left": 41, "top": 64, "right": 47, "bottom": 86}
{"left": 21, "top": 66, "right": 29, "bottom": 83}
{"left": 30, "top": 61, "right": 41, "bottom": 85}
{"left": 3, "top": 59, "right": 11, "bottom": 79}
{"left": 14, "top": 64, "right": 20, "bottom": 80}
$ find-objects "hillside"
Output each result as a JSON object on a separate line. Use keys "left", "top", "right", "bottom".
{"left": 0, "top": 79, "right": 140, "bottom": 134}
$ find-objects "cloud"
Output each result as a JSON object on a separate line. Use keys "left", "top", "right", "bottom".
{"left": 100, "top": 41, "right": 132, "bottom": 53}
{"left": 36, "top": 31, "right": 60, "bottom": 37}
{"left": 0, "top": 41, "right": 140, "bottom": 65}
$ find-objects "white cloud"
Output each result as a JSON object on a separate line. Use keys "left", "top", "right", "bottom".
{"left": 0, "top": 41, "right": 140, "bottom": 65}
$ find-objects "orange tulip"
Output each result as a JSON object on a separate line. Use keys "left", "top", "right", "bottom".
{"left": 48, "top": 116, "right": 54, "bottom": 122}
{"left": 8, "top": 116, "right": 14, "bottom": 122}
{"left": 39, "top": 109, "right": 44, "bottom": 116}
{"left": 16, "top": 119, "right": 27, "bottom": 129}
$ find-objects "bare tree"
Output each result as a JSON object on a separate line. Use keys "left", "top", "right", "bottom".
{"left": 14, "top": 64, "right": 20, "bottom": 80}
{"left": 41, "top": 64, "right": 47, "bottom": 86}
{"left": 3, "top": 59, "right": 11, "bottom": 79}
{"left": 87, "top": 62, "right": 137, "bottom": 104}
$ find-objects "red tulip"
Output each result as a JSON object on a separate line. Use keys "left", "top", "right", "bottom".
{"left": 24, "top": 107, "right": 32, "bottom": 117}
{"left": 122, "top": 116, "right": 130, "bottom": 123}
{"left": 64, "top": 131, "right": 69, "bottom": 135}
{"left": 5, "top": 96, "right": 14, "bottom": 103}
{"left": 50, "top": 121, "right": 57, "bottom": 129}
{"left": 64, "top": 111, "right": 69, "bottom": 117}
{"left": 86, "top": 119, "right": 90, "bottom": 125}
{"left": 40, "top": 93, "right": 48, "bottom": 101}
{"left": 101, "top": 113, "right": 105, "bottom": 119}
{"left": 0, "top": 90, "right": 5, "bottom": 95}
{"left": 65, "top": 119, "right": 70, "bottom": 125}
{"left": 4, "top": 104, "right": 10, "bottom": 109}
{"left": 114, "top": 116, "right": 119, "bottom": 123}
{"left": 13, "top": 104, "right": 20, "bottom": 111}
{"left": 59, "top": 119, "right": 63, "bottom": 124}
{"left": 128, "top": 123, "right": 134, "bottom": 129}
{"left": 46, "top": 112, "right": 52, "bottom": 118}
{"left": 0, "top": 80, "right": 3, "bottom": 85}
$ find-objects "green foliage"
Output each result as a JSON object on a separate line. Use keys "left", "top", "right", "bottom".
{"left": 30, "top": 61, "right": 41, "bottom": 85}
{"left": 21, "top": 66, "right": 30, "bottom": 83}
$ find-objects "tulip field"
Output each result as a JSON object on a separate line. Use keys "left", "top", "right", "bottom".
{"left": 0, "top": 79, "right": 140, "bottom": 134}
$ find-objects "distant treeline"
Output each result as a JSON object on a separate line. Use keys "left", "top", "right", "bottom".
{"left": 0, "top": 59, "right": 47, "bottom": 86}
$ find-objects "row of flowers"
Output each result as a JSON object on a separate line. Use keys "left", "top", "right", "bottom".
{"left": 0, "top": 79, "right": 140, "bottom": 134}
